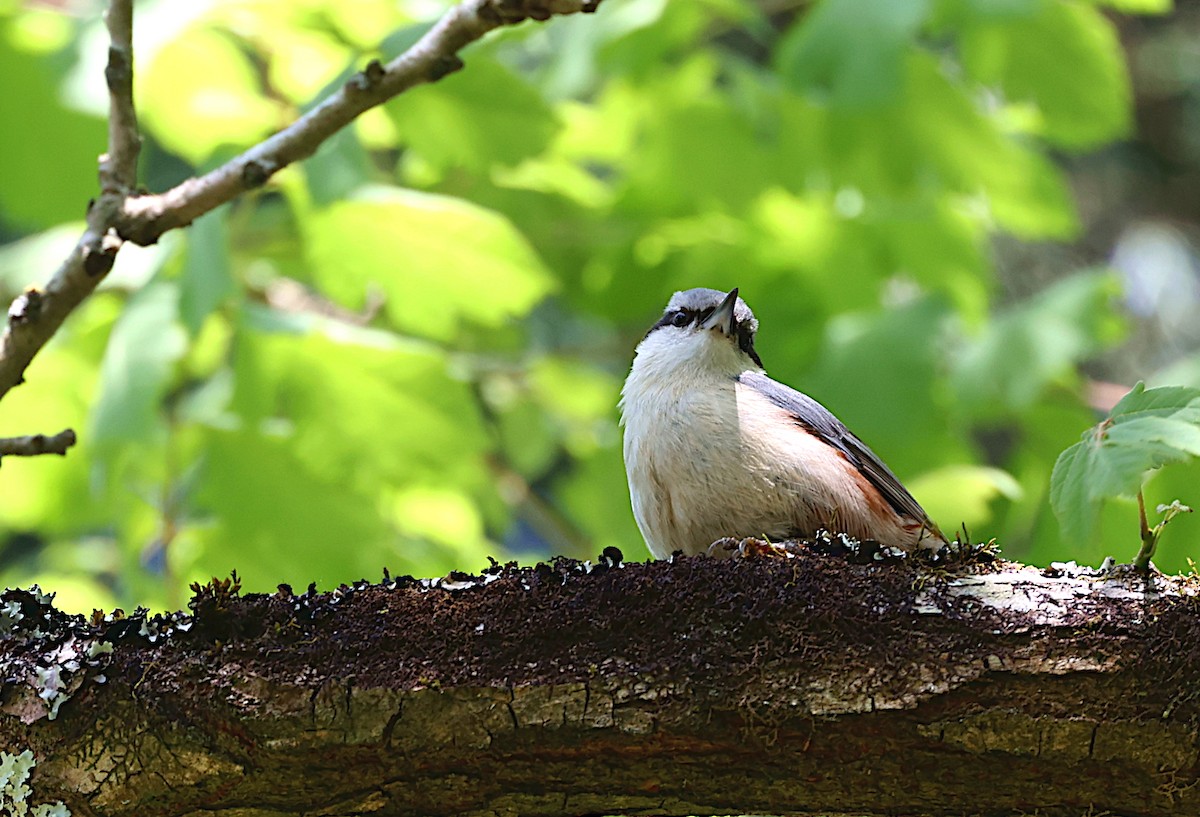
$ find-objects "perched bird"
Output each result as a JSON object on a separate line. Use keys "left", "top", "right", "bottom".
{"left": 620, "top": 287, "right": 946, "bottom": 559}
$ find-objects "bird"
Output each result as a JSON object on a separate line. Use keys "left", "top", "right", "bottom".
{"left": 619, "top": 287, "right": 946, "bottom": 559}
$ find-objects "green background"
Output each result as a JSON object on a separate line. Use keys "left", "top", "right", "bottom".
{"left": 1, "top": 0, "right": 1197, "bottom": 613}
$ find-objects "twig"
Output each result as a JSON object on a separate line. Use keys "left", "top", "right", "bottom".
{"left": 116, "top": 0, "right": 602, "bottom": 244}
{"left": 0, "top": 0, "right": 604, "bottom": 409}
{"left": 0, "top": 0, "right": 141, "bottom": 405}
{"left": 0, "top": 429, "right": 77, "bottom": 464}
{"left": 1133, "top": 490, "right": 1156, "bottom": 571}
{"left": 99, "top": 0, "right": 141, "bottom": 194}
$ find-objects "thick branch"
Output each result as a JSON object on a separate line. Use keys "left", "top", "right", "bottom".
{"left": 0, "top": 0, "right": 603, "bottom": 405}
{"left": 0, "top": 428, "right": 76, "bottom": 461}
{"left": 3, "top": 555, "right": 1200, "bottom": 816}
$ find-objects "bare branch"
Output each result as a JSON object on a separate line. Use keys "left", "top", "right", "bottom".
{"left": 99, "top": 0, "right": 141, "bottom": 194}
{"left": 0, "top": 0, "right": 604, "bottom": 409}
{"left": 0, "top": 429, "right": 77, "bottom": 462}
{"left": 116, "top": 0, "right": 602, "bottom": 244}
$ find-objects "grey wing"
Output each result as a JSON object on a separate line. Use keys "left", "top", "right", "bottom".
{"left": 737, "top": 371, "right": 932, "bottom": 524}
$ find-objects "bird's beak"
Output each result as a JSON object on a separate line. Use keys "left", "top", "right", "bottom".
{"left": 700, "top": 288, "right": 739, "bottom": 336}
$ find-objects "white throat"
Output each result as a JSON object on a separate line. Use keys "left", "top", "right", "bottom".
{"left": 620, "top": 328, "right": 756, "bottom": 412}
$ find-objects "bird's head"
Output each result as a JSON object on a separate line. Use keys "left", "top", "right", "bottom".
{"left": 632, "top": 288, "right": 763, "bottom": 379}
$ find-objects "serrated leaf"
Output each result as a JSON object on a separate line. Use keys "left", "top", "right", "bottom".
{"left": 1051, "top": 382, "right": 1200, "bottom": 541}
{"left": 304, "top": 186, "right": 554, "bottom": 340}
{"left": 1110, "top": 380, "right": 1200, "bottom": 418}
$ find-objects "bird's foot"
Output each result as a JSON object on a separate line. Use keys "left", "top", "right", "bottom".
{"left": 707, "top": 537, "right": 798, "bottom": 560}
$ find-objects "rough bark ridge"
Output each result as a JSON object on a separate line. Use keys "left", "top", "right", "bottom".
{"left": 2, "top": 551, "right": 1199, "bottom": 817}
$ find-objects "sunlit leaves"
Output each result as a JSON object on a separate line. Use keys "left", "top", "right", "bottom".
{"left": 0, "top": 0, "right": 1184, "bottom": 609}
{"left": 1051, "top": 383, "right": 1200, "bottom": 543}
{"left": 195, "top": 426, "right": 393, "bottom": 586}
{"left": 0, "top": 297, "right": 116, "bottom": 533}
{"left": 192, "top": 308, "right": 497, "bottom": 584}
{"left": 230, "top": 307, "right": 490, "bottom": 487}
{"left": 907, "top": 465, "right": 1023, "bottom": 535}
{"left": 0, "top": 15, "right": 106, "bottom": 228}
{"left": 305, "top": 187, "right": 555, "bottom": 340}
{"left": 958, "top": 0, "right": 1131, "bottom": 147}
{"left": 387, "top": 58, "right": 560, "bottom": 173}
{"left": 138, "top": 25, "right": 282, "bottom": 163}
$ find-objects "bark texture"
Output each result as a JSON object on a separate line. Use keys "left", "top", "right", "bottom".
{"left": 2, "top": 551, "right": 1200, "bottom": 817}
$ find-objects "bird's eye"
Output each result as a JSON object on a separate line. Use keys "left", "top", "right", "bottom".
{"left": 670, "top": 311, "right": 691, "bottom": 328}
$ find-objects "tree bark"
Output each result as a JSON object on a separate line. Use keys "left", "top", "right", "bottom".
{"left": 2, "top": 552, "right": 1199, "bottom": 816}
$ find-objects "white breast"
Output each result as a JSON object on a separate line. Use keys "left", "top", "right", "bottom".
{"left": 620, "top": 330, "right": 914, "bottom": 557}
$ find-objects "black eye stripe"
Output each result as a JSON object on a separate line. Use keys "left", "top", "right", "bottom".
{"left": 642, "top": 304, "right": 762, "bottom": 368}
{"left": 650, "top": 308, "right": 696, "bottom": 332}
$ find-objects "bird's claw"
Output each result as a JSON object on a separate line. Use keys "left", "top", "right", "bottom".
{"left": 707, "top": 537, "right": 796, "bottom": 560}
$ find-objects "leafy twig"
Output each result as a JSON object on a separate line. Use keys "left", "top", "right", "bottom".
{"left": 1132, "top": 493, "right": 1193, "bottom": 571}
{"left": 0, "top": 0, "right": 605, "bottom": 408}
{"left": 0, "top": 429, "right": 77, "bottom": 464}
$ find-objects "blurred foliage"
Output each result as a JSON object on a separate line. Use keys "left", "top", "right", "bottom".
{"left": 0, "top": 0, "right": 1194, "bottom": 613}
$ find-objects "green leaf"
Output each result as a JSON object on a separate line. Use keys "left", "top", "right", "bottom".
{"left": 191, "top": 306, "right": 500, "bottom": 586}
{"left": 906, "top": 464, "right": 1023, "bottom": 534}
{"left": 1086, "top": 0, "right": 1170, "bottom": 12}
{"left": 775, "top": 0, "right": 931, "bottom": 108}
{"left": 230, "top": 304, "right": 493, "bottom": 489}
{"left": 302, "top": 127, "right": 374, "bottom": 207}
{"left": 304, "top": 186, "right": 555, "bottom": 340}
{"left": 179, "top": 210, "right": 236, "bottom": 336}
{"left": 387, "top": 57, "right": 559, "bottom": 173}
{"left": 194, "top": 426, "right": 392, "bottom": 587}
{"left": 0, "top": 21, "right": 106, "bottom": 229}
{"left": 619, "top": 60, "right": 776, "bottom": 214}
{"left": 89, "top": 281, "right": 188, "bottom": 448}
{"left": 952, "top": 270, "right": 1124, "bottom": 418}
{"left": 1050, "top": 382, "right": 1200, "bottom": 542}
{"left": 1111, "top": 381, "right": 1200, "bottom": 419}
{"left": 138, "top": 25, "right": 281, "bottom": 164}
{"left": 958, "top": 0, "right": 1130, "bottom": 148}
{"left": 0, "top": 298, "right": 113, "bottom": 534}
{"left": 774, "top": 51, "right": 1079, "bottom": 239}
